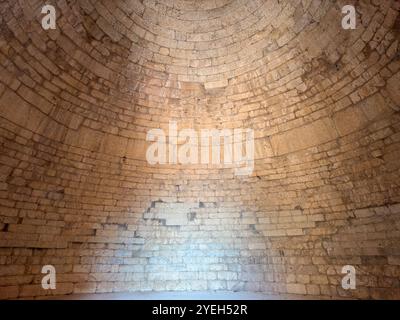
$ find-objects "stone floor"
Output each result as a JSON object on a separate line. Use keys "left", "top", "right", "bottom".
{"left": 42, "top": 291, "right": 337, "bottom": 300}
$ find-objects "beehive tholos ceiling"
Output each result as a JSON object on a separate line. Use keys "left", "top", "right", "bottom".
{"left": 0, "top": 0, "right": 400, "bottom": 299}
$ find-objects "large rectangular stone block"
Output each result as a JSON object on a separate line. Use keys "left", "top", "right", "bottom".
{"left": 270, "top": 118, "right": 338, "bottom": 155}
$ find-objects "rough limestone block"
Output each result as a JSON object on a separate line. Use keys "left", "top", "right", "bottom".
{"left": 333, "top": 106, "right": 368, "bottom": 136}
{"left": 270, "top": 118, "right": 338, "bottom": 155}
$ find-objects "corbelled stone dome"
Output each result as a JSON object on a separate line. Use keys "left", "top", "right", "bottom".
{"left": 0, "top": 0, "right": 399, "bottom": 299}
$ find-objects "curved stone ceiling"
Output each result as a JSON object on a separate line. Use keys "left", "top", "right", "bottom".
{"left": 0, "top": 0, "right": 399, "bottom": 299}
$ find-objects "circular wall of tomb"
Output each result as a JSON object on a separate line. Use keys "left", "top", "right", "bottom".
{"left": 0, "top": 0, "right": 399, "bottom": 299}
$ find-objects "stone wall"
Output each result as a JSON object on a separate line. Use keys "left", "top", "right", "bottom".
{"left": 0, "top": 0, "right": 399, "bottom": 299}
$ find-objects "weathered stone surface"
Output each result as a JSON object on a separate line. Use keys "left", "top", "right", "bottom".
{"left": 333, "top": 106, "right": 368, "bottom": 136}
{"left": 0, "top": 0, "right": 399, "bottom": 300}
{"left": 386, "top": 72, "right": 400, "bottom": 105}
{"left": 270, "top": 118, "right": 338, "bottom": 155}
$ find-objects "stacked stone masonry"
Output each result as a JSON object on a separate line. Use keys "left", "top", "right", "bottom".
{"left": 0, "top": 0, "right": 399, "bottom": 299}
